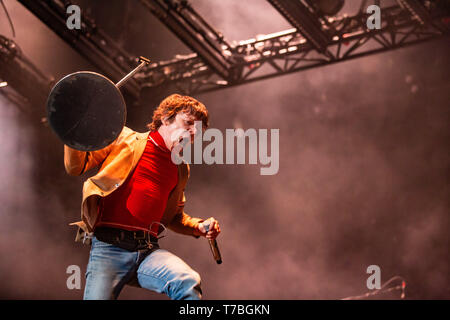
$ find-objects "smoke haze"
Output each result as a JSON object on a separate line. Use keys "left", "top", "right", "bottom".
{"left": 0, "top": 0, "right": 448, "bottom": 299}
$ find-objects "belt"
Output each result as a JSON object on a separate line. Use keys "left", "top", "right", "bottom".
{"left": 94, "top": 226, "right": 159, "bottom": 252}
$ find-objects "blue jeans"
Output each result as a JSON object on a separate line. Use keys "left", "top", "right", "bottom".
{"left": 83, "top": 236, "right": 202, "bottom": 300}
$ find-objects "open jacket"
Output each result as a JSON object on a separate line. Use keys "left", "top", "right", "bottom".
{"left": 64, "top": 126, "right": 203, "bottom": 242}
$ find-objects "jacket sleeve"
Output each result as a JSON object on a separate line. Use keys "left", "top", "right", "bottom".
{"left": 64, "top": 144, "right": 113, "bottom": 176}
{"left": 168, "top": 191, "right": 204, "bottom": 237}
{"left": 64, "top": 127, "right": 134, "bottom": 176}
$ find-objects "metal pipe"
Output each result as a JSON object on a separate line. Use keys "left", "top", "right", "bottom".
{"left": 115, "top": 56, "right": 150, "bottom": 88}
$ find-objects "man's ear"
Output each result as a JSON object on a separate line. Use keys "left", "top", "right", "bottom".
{"left": 161, "top": 115, "right": 173, "bottom": 126}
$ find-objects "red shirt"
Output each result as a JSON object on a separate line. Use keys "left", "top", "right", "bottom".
{"left": 95, "top": 130, "right": 179, "bottom": 235}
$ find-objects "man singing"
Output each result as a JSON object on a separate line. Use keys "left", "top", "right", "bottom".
{"left": 64, "top": 94, "right": 221, "bottom": 300}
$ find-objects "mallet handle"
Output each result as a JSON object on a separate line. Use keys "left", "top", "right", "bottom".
{"left": 115, "top": 56, "right": 150, "bottom": 88}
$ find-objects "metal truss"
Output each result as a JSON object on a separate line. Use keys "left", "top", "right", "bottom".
{"left": 267, "top": 0, "right": 332, "bottom": 53}
{"left": 136, "top": 0, "right": 449, "bottom": 95}
{"left": 17, "top": 0, "right": 141, "bottom": 100}
{"left": 15, "top": 0, "right": 450, "bottom": 100}
{"left": 0, "top": 34, "right": 53, "bottom": 114}
{"left": 139, "top": 0, "right": 233, "bottom": 79}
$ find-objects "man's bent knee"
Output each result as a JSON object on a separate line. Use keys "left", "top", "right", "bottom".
{"left": 171, "top": 271, "right": 202, "bottom": 300}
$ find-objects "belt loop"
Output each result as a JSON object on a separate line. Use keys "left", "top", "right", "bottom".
{"left": 133, "top": 231, "right": 146, "bottom": 240}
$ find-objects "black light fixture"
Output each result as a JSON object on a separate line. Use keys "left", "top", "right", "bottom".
{"left": 306, "top": 0, "right": 345, "bottom": 17}
{"left": 268, "top": 0, "right": 331, "bottom": 52}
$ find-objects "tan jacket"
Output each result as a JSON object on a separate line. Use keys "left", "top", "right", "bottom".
{"left": 64, "top": 126, "right": 203, "bottom": 241}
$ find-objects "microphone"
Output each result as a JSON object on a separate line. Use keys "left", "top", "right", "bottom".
{"left": 202, "top": 220, "right": 222, "bottom": 264}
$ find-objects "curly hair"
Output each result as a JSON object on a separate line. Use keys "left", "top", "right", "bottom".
{"left": 147, "top": 94, "right": 209, "bottom": 131}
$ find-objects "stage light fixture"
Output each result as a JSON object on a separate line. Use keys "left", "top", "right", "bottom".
{"left": 268, "top": 0, "right": 331, "bottom": 52}
{"left": 306, "top": 0, "right": 345, "bottom": 17}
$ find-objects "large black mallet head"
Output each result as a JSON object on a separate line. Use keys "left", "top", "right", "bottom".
{"left": 46, "top": 71, "right": 126, "bottom": 151}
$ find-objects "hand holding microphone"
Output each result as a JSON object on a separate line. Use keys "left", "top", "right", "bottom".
{"left": 199, "top": 218, "right": 222, "bottom": 264}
